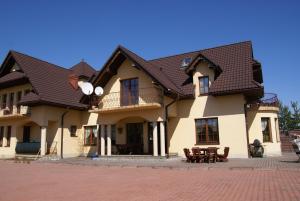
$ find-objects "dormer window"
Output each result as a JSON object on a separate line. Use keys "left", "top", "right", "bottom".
{"left": 10, "top": 63, "right": 21, "bottom": 72}
{"left": 181, "top": 58, "right": 192, "bottom": 69}
{"left": 199, "top": 76, "right": 209, "bottom": 95}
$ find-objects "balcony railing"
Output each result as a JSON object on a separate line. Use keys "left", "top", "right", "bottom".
{"left": 0, "top": 105, "right": 31, "bottom": 117}
{"left": 93, "top": 87, "right": 163, "bottom": 111}
{"left": 248, "top": 93, "right": 279, "bottom": 109}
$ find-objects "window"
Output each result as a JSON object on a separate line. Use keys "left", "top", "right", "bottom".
{"left": 261, "top": 118, "right": 272, "bottom": 142}
{"left": 195, "top": 118, "right": 219, "bottom": 144}
{"left": 0, "top": 127, "right": 4, "bottom": 147}
{"left": 2, "top": 94, "right": 7, "bottom": 109}
{"left": 6, "top": 126, "right": 11, "bottom": 147}
{"left": 181, "top": 57, "right": 192, "bottom": 68}
{"left": 199, "top": 76, "right": 209, "bottom": 95}
{"left": 70, "top": 125, "right": 77, "bottom": 137}
{"left": 120, "top": 78, "right": 139, "bottom": 106}
{"left": 84, "top": 126, "right": 97, "bottom": 146}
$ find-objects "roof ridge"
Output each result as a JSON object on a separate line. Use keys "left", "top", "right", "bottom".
{"left": 10, "top": 50, "right": 71, "bottom": 72}
{"left": 148, "top": 40, "right": 252, "bottom": 62}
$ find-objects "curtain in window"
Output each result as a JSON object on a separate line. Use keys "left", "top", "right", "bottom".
{"left": 85, "top": 128, "right": 91, "bottom": 145}
{"left": 261, "top": 120, "right": 268, "bottom": 132}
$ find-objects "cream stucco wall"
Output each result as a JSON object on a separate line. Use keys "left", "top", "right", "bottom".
{"left": 247, "top": 108, "right": 281, "bottom": 156}
{"left": 167, "top": 61, "right": 249, "bottom": 158}
{"left": 169, "top": 94, "right": 248, "bottom": 158}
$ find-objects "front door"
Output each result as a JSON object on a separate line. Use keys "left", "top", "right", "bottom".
{"left": 126, "top": 123, "right": 143, "bottom": 154}
{"left": 23, "top": 126, "right": 31, "bottom": 143}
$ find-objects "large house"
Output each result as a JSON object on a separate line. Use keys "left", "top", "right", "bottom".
{"left": 0, "top": 41, "right": 280, "bottom": 159}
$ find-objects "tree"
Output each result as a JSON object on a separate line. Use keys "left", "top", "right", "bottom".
{"left": 278, "top": 101, "right": 293, "bottom": 132}
{"left": 291, "top": 101, "right": 300, "bottom": 129}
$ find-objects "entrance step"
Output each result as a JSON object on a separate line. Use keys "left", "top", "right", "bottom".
{"left": 94, "top": 155, "right": 167, "bottom": 160}
{"left": 15, "top": 154, "right": 60, "bottom": 161}
{"left": 14, "top": 154, "right": 41, "bottom": 162}
{"left": 92, "top": 154, "right": 180, "bottom": 161}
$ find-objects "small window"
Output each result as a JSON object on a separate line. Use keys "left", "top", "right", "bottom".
{"left": 84, "top": 126, "right": 97, "bottom": 146}
{"left": 181, "top": 58, "right": 192, "bottom": 68}
{"left": 6, "top": 126, "right": 11, "bottom": 147}
{"left": 261, "top": 118, "right": 272, "bottom": 142}
{"left": 70, "top": 125, "right": 77, "bottom": 137}
{"left": 199, "top": 76, "right": 209, "bottom": 95}
{"left": 0, "top": 126, "right": 4, "bottom": 147}
{"left": 195, "top": 118, "right": 219, "bottom": 145}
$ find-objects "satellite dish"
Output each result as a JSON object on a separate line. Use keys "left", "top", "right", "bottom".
{"left": 94, "top": 86, "right": 104, "bottom": 96}
{"left": 80, "top": 82, "right": 94, "bottom": 95}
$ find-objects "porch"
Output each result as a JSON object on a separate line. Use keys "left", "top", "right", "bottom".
{"left": 85, "top": 117, "right": 167, "bottom": 157}
{"left": 1, "top": 120, "right": 58, "bottom": 156}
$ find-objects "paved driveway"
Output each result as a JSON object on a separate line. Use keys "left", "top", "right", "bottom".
{"left": 0, "top": 154, "right": 300, "bottom": 201}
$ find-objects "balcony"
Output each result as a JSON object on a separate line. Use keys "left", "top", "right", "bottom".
{"left": 0, "top": 105, "right": 31, "bottom": 120}
{"left": 90, "top": 87, "right": 163, "bottom": 113}
{"left": 247, "top": 93, "right": 279, "bottom": 112}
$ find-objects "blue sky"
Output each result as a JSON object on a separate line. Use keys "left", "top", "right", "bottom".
{"left": 0, "top": 0, "right": 299, "bottom": 105}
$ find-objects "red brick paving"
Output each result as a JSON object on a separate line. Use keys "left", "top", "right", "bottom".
{"left": 0, "top": 161, "right": 300, "bottom": 201}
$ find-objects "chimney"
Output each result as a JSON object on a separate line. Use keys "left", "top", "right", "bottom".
{"left": 69, "top": 74, "right": 79, "bottom": 90}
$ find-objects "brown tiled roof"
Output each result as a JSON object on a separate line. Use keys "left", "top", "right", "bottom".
{"left": 71, "top": 61, "right": 96, "bottom": 78}
{"left": 0, "top": 71, "right": 27, "bottom": 87}
{"left": 94, "top": 41, "right": 263, "bottom": 98}
{"left": 148, "top": 41, "right": 262, "bottom": 96}
{"left": 0, "top": 51, "right": 95, "bottom": 110}
{"left": 18, "top": 92, "right": 40, "bottom": 104}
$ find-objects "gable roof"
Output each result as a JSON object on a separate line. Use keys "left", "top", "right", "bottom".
{"left": 149, "top": 41, "right": 262, "bottom": 96}
{"left": 94, "top": 41, "right": 263, "bottom": 99}
{"left": 71, "top": 61, "right": 96, "bottom": 79}
{"left": 0, "top": 71, "right": 28, "bottom": 88}
{"left": 0, "top": 51, "right": 96, "bottom": 110}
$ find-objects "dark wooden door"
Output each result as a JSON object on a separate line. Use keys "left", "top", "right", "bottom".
{"left": 126, "top": 123, "right": 143, "bottom": 154}
{"left": 148, "top": 122, "right": 153, "bottom": 155}
{"left": 23, "top": 126, "right": 31, "bottom": 143}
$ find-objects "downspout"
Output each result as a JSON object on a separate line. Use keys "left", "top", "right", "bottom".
{"left": 164, "top": 91, "right": 179, "bottom": 158}
{"left": 60, "top": 111, "right": 69, "bottom": 159}
{"left": 244, "top": 104, "right": 251, "bottom": 158}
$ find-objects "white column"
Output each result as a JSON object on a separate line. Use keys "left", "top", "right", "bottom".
{"left": 13, "top": 92, "right": 18, "bottom": 114}
{"left": 107, "top": 124, "right": 111, "bottom": 156}
{"left": 96, "top": 124, "right": 100, "bottom": 156}
{"left": 153, "top": 122, "right": 158, "bottom": 156}
{"left": 3, "top": 126, "right": 7, "bottom": 147}
{"left": 160, "top": 122, "right": 166, "bottom": 157}
{"left": 100, "top": 125, "right": 105, "bottom": 156}
{"left": 40, "top": 126, "right": 47, "bottom": 156}
{"left": 10, "top": 125, "right": 17, "bottom": 150}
